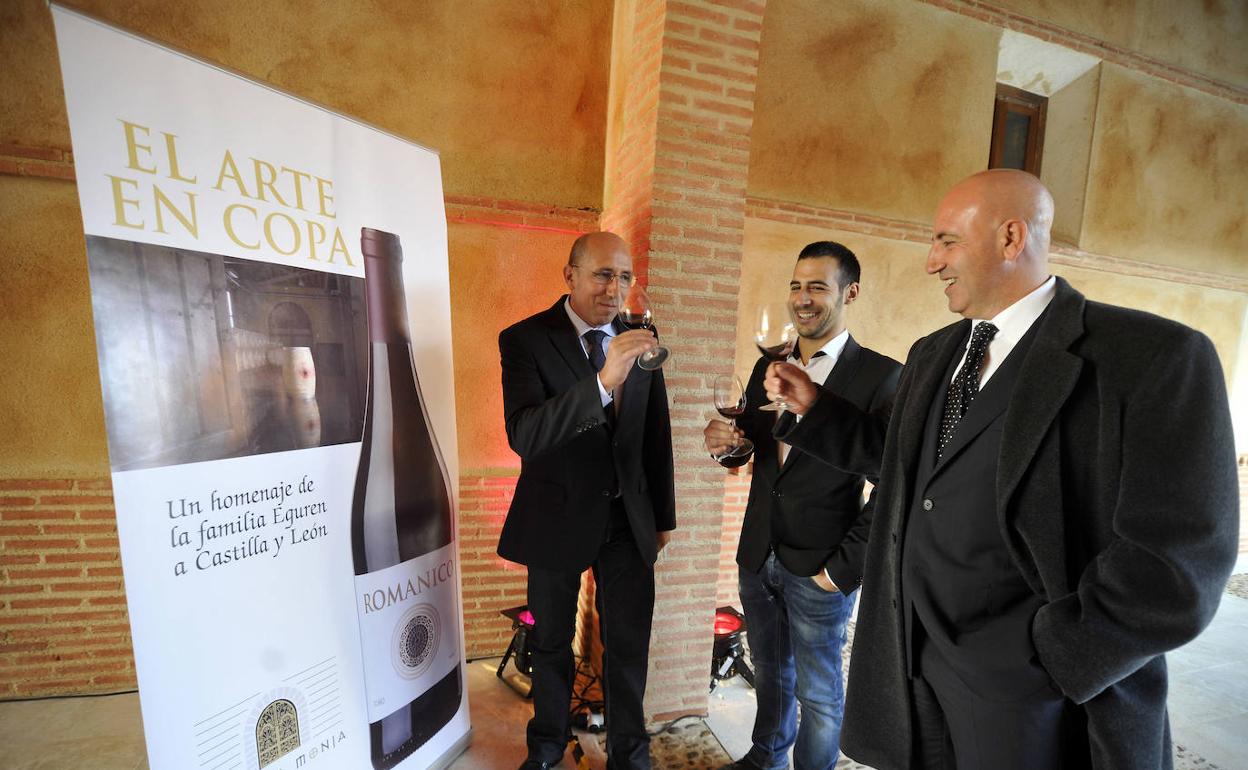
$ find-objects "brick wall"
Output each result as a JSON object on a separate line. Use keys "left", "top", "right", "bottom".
{"left": 457, "top": 473, "right": 527, "bottom": 659}
{"left": 716, "top": 468, "right": 750, "bottom": 608}
{"left": 640, "top": 0, "right": 768, "bottom": 720}
{"left": 0, "top": 143, "right": 75, "bottom": 181}
{"left": 0, "top": 478, "right": 135, "bottom": 697}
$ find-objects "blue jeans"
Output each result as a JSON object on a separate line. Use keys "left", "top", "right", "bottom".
{"left": 737, "top": 553, "right": 857, "bottom": 770}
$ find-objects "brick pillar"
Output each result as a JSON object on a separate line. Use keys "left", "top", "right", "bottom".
{"left": 604, "top": 0, "right": 767, "bottom": 720}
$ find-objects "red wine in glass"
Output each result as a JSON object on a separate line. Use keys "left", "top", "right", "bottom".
{"left": 713, "top": 375, "right": 753, "bottom": 458}
{"left": 754, "top": 303, "right": 797, "bottom": 412}
{"left": 756, "top": 341, "right": 796, "bottom": 361}
{"left": 619, "top": 285, "right": 669, "bottom": 370}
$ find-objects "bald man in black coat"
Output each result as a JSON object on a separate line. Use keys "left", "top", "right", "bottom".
{"left": 766, "top": 170, "right": 1238, "bottom": 770}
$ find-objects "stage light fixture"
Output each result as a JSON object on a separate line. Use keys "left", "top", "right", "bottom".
{"left": 710, "top": 605, "right": 754, "bottom": 692}
{"left": 497, "top": 604, "right": 536, "bottom": 697}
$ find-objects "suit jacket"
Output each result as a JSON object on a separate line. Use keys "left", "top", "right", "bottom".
{"left": 724, "top": 337, "right": 899, "bottom": 592}
{"left": 778, "top": 278, "right": 1239, "bottom": 770}
{"left": 496, "top": 296, "right": 675, "bottom": 572}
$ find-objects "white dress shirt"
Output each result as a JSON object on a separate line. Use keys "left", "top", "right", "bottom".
{"left": 952, "top": 276, "right": 1056, "bottom": 388}
{"left": 564, "top": 298, "right": 616, "bottom": 407}
{"left": 779, "top": 329, "right": 850, "bottom": 464}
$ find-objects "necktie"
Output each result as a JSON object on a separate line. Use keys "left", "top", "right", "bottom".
{"left": 584, "top": 329, "right": 607, "bottom": 372}
{"left": 937, "top": 321, "right": 998, "bottom": 460}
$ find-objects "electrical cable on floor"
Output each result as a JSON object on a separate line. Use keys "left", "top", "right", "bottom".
{"left": 647, "top": 713, "right": 705, "bottom": 736}
{"left": 0, "top": 688, "right": 138, "bottom": 704}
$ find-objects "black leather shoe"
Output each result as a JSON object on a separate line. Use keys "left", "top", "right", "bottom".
{"left": 518, "top": 761, "right": 555, "bottom": 770}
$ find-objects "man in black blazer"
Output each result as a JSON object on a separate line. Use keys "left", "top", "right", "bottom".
{"left": 498, "top": 231, "right": 675, "bottom": 770}
{"left": 766, "top": 170, "right": 1238, "bottom": 769}
{"left": 704, "top": 242, "right": 900, "bottom": 770}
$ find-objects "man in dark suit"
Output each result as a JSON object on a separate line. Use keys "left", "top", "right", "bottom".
{"left": 498, "top": 231, "right": 675, "bottom": 770}
{"left": 704, "top": 242, "right": 900, "bottom": 770}
{"left": 765, "top": 170, "right": 1238, "bottom": 769}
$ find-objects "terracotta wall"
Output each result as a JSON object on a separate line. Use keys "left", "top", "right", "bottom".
{"left": 1081, "top": 64, "right": 1248, "bottom": 277}
{"left": 989, "top": 0, "right": 1247, "bottom": 87}
{"left": 0, "top": 175, "right": 105, "bottom": 478}
{"left": 4, "top": 0, "right": 613, "bottom": 209}
{"left": 748, "top": 0, "right": 1001, "bottom": 224}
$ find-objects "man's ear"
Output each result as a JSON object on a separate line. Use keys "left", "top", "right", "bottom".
{"left": 1001, "top": 219, "right": 1028, "bottom": 262}
{"left": 843, "top": 281, "right": 860, "bottom": 305}
{"left": 563, "top": 263, "right": 575, "bottom": 288}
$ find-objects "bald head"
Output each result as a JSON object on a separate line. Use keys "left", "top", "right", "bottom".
{"left": 564, "top": 231, "right": 632, "bottom": 326}
{"left": 569, "top": 231, "right": 628, "bottom": 267}
{"left": 949, "top": 169, "right": 1054, "bottom": 259}
{"left": 926, "top": 170, "right": 1055, "bottom": 319}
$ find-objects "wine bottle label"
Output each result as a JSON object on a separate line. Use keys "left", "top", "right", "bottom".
{"left": 354, "top": 542, "right": 460, "bottom": 722}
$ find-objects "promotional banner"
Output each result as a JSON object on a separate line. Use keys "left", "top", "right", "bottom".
{"left": 51, "top": 6, "right": 469, "bottom": 769}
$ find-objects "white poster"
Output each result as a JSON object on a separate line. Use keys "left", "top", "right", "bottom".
{"left": 51, "top": 6, "right": 469, "bottom": 769}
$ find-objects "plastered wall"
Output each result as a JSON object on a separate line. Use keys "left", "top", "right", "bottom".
{"left": 1040, "top": 64, "right": 1100, "bottom": 245}
{"left": 0, "top": 176, "right": 108, "bottom": 477}
{"left": 748, "top": 0, "right": 1000, "bottom": 223}
{"left": 1081, "top": 64, "right": 1248, "bottom": 277}
{"left": 992, "top": 0, "right": 1247, "bottom": 87}
{"left": 447, "top": 222, "right": 579, "bottom": 471}
{"left": 3, "top": 0, "right": 613, "bottom": 209}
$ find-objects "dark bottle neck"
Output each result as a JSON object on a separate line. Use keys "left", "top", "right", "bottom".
{"left": 362, "top": 228, "right": 410, "bottom": 344}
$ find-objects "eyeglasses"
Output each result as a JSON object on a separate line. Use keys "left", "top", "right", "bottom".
{"left": 571, "top": 265, "right": 636, "bottom": 287}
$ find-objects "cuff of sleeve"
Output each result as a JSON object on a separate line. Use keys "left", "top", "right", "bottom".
{"left": 596, "top": 374, "right": 613, "bottom": 408}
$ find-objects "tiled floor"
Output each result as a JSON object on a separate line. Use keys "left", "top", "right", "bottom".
{"left": 4, "top": 561, "right": 1247, "bottom": 770}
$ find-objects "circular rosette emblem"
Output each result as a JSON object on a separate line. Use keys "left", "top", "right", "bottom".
{"left": 391, "top": 603, "right": 440, "bottom": 680}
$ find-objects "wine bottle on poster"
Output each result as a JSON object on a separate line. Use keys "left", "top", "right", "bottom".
{"left": 352, "top": 227, "right": 462, "bottom": 769}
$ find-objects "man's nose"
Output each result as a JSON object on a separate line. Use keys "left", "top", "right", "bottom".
{"left": 925, "top": 247, "right": 942, "bottom": 275}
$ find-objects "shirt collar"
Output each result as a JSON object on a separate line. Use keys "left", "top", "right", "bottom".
{"left": 789, "top": 328, "right": 849, "bottom": 367}
{"left": 976, "top": 276, "right": 1056, "bottom": 346}
{"left": 563, "top": 297, "right": 617, "bottom": 339}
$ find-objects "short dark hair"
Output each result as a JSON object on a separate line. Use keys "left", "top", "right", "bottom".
{"left": 797, "top": 241, "right": 861, "bottom": 288}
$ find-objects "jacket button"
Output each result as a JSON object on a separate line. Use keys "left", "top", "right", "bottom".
{"left": 922, "top": 498, "right": 934, "bottom": 511}
{"left": 891, "top": 598, "right": 898, "bottom": 608}
{"left": 891, "top": 531, "right": 897, "bottom": 543}
{"left": 601, "top": 489, "right": 611, "bottom": 497}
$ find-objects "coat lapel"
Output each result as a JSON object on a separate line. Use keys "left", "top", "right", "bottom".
{"left": 543, "top": 296, "right": 595, "bottom": 380}
{"left": 898, "top": 320, "right": 971, "bottom": 481}
{"left": 996, "top": 278, "right": 1085, "bottom": 513}
{"left": 928, "top": 376, "right": 1011, "bottom": 476}
{"left": 777, "top": 337, "right": 862, "bottom": 477}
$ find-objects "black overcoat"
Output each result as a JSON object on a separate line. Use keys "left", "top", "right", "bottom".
{"left": 779, "top": 278, "right": 1239, "bottom": 769}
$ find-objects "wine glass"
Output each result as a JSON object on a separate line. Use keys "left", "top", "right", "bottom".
{"left": 754, "top": 302, "right": 797, "bottom": 412}
{"left": 713, "top": 375, "right": 754, "bottom": 458}
{"left": 619, "top": 284, "right": 670, "bottom": 370}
